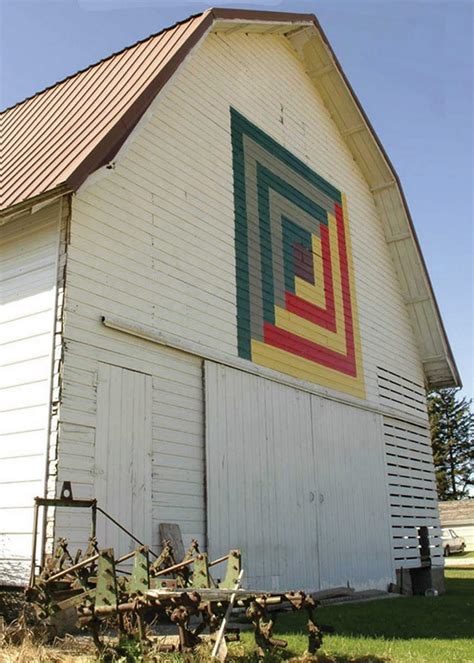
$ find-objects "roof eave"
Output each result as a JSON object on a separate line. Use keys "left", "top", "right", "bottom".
{"left": 0, "top": 185, "right": 72, "bottom": 223}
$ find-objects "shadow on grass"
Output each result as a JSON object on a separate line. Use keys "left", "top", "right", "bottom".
{"left": 225, "top": 650, "right": 388, "bottom": 663}
{"left": 271, "top": 573, "right": 474, "bottom": 643}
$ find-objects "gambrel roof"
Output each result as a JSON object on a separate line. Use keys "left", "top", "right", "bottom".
{"left": 0, "top": 8, "right": 460, "bottom": 389}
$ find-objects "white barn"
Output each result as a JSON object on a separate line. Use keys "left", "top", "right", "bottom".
{"left": 1, "top": 8, "right": 460, "bottom": 592}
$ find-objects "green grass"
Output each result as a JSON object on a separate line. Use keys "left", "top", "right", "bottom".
{"left": 234, "top": 569, "right": 474, "bottom": 663}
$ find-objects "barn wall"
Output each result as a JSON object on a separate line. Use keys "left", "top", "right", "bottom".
{"left": 0, "top": 200, "right": 65, "bottom": 584}
{"left": 54, "top": 30, "right": 439, "bottom": 585}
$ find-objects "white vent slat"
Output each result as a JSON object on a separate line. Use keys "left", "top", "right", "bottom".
{"left": 383, "top": 417, "right": 442, "bottom": 569}
{"left": 377, "top": 367, "right": 428, "bottom": 419}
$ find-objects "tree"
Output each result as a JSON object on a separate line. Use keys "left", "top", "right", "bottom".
{"left": 428, "top": 388, "right": 474, "bottom": 500}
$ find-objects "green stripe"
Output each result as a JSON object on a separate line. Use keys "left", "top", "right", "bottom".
{"left": 231, "top": 113, "right": 251, "bottom": 359}
{"left": 230, "top": 107, "right": 342, "bottom": 204}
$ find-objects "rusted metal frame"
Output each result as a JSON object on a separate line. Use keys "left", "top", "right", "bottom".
{"left": 26, "top": 529, "right": 325, "bottom": 657}
{"left": 45, "top": 548, "right": 136, "bottom": 584}
{"left": 218, "top": 549, "right": 241, "bottom": 588}
{"left": 208, "top": 553, "right": 229, "bottom": 567}
{"left": 211, "top": 568, "right": 244, "bottom": 658}
{"left": 151, "top": 551, "right": 234, "bottom": 581}
{"left": 284, "top": 592, "right": 322, "bottom": 653}
{"left": 95, "top": 549, "right": 118, "bottom": 612}
{"left": 128, "top": 547, "right": 150, "bottom": 595}
{"left": 29, "top": 495, "right": 98, "bottom": 588}
{"left": 35, "top": 497, "right": 97, "bottom": 509}
{"left": 152, "top": 556, "right": 196, "bottom": 578}
{"left": 247, "top": 599, "right": 287, "bottom": 656}
{"left": 29, "top": 500, "right": 41, "bottom": 588}
{"left": 192, "top": 553, "right": 213, "bottom": 588}
{"left": 169, "top": 593, "right": 202, "bottom": 653}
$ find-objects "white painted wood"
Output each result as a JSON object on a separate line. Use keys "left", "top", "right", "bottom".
{"left": 102, "top": 315, "right": 429, "bottom": 429}
{"left": 206, "top": 362, "right": 393, "bottom": 591}
{"left": 377, "top": 367, "right": 428, "bottom": 421}
{"left": 309, "top": 397, "right": 394, "bottom": 590}
{"left": 383, "top": 417, "right": 443, "bottom": 567}
{"left": 206, "top": 361, "right": 319, "bottom": 591}
{"left": 54, "top": 341, "right": 205, "bottom": 556}
{"left": 0, "top": 201, "right": 62, "bottom": 584}
{"left": 93, "top": 363, "right": 152, "bottom": 557}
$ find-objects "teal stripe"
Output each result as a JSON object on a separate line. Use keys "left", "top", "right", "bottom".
{"left": 256, "top": 167, "right": 275, "bottom": 325}
{"left": 230, "top": 107, "right": 342, "bottom": 204}
{"left": 231, "top": 112, "right": 251, "bottom": 359}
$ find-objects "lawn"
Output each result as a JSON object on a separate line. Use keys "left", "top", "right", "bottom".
{"left": 235, "top": 569, "right": 474, "bottom": 662}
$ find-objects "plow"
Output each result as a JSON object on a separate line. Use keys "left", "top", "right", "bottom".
{"left": 20, "top": 484, "right": 325, "bottom": 658}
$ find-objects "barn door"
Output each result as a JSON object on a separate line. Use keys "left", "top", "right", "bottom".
{"left": 94, "top": 363, "right": 152, "bottom": 557}
{"left": 205, "top": 362, "right": 319, "bottom": 591}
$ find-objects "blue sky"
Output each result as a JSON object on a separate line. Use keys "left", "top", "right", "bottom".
{"left": 1, "top": 0, "right": 472, "bottom": 399}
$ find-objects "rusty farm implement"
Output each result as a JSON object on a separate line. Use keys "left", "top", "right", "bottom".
{"left": 22, "top": 484, "right": 324, "bottom": 657}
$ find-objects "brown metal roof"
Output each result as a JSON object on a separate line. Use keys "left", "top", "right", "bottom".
{"left": 0, "top": 10, "right": 213, "bottom": 212}
{"left": 0, "top": 8, "right": 313, "bottom": 215}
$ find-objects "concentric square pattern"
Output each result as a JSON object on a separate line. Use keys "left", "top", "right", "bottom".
{"left": 231, "top": 109, "right": 365, "bottom": 398}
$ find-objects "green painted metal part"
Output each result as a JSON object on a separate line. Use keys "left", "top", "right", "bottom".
{"left": 219, "top": 550, "right": 242, "bottom": 589}
{"left": 128, "top": 547, "right": 150, "bottom": 595}
{"left": 95, "top": 548, "right": 118, "bottom": 611}
{"left": 192, "top": 553, "right": 211, "bottom": 588}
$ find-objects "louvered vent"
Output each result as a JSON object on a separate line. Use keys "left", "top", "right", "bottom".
{"left": 383, "top": 418, "right": 442, "bottom": 568}
{"left": 377, "top": 367, "right": 427, "bottom": 418}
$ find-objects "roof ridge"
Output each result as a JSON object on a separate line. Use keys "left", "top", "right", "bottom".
{"left": 0, "top": 10, "right": 205, "bottom": 115}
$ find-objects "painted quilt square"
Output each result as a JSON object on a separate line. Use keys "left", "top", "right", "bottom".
{"left": 231, "top": 108, "right": 365, "bottom": 398}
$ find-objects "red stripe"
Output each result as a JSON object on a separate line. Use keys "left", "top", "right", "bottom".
{"left": 285, "top": 224, "right": 336, "bottom": 331}
{"left": 264, "top": 203, "right": 358, "bottom": 377}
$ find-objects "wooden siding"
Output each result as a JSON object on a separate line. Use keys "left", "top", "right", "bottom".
{"left": 55, "top": 338, "right": 204, "bottom": 554}
{"left": 94, "top": 364, "right": 152, "bottom": 557}
{"left": 206, "top": 362, "right": 393, "bottom": 591}
{"left": 0, "top": 201, "right": 63, "bottom": 583}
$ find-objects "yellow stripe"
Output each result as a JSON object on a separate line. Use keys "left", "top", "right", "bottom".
{"left": 251, "top": 339, "right": 366, "bottom": 399}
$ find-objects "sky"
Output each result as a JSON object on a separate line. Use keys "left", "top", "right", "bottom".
{"left": 1, "top": 0, "right": 473, "bottom": 399}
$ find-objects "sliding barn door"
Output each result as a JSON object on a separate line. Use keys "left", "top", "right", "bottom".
{"left": 205, "top": 362, "right": 319, "bottom": 591}
{"left": 94, "top": 364, "right": 152, "bottom": 557}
